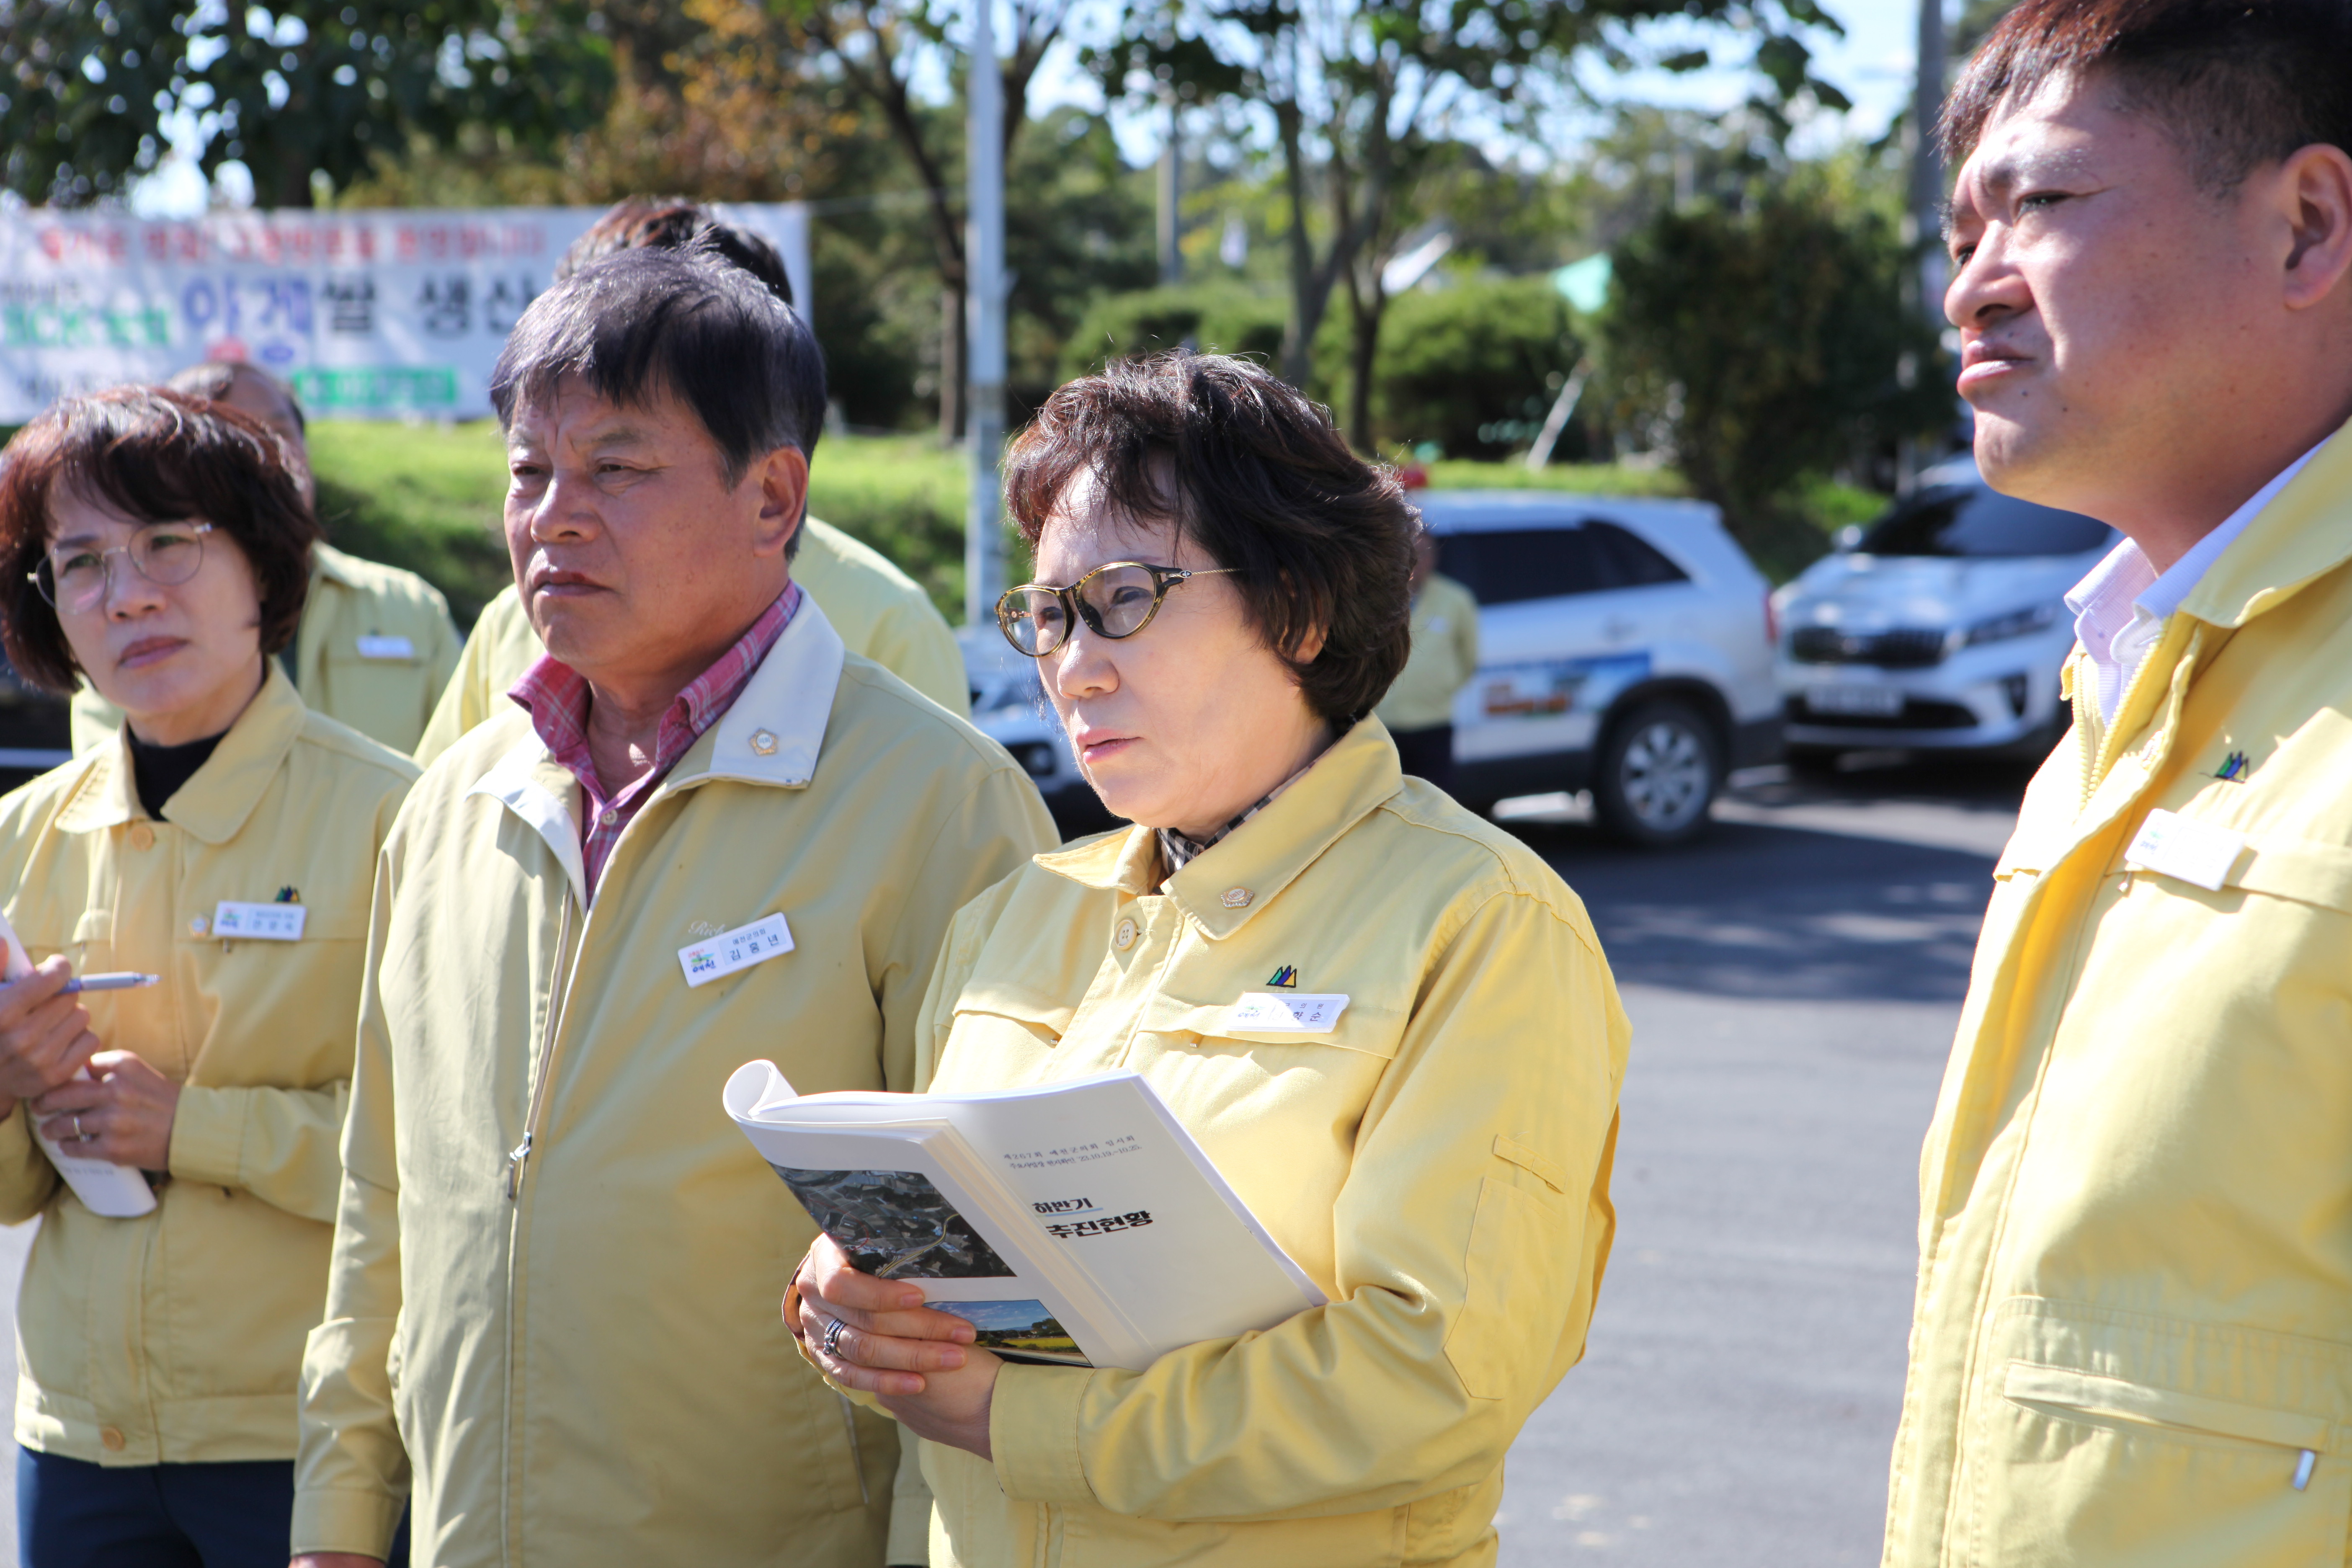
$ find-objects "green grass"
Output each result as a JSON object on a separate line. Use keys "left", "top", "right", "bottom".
{"left": 299, "top": 423, "right": 1887, "bottom": 616}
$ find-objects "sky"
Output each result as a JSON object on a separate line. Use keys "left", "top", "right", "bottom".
{"left": 129, "top": 0, "right": 1935, "bottom": 216}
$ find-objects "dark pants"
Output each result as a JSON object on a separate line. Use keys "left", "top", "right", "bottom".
{"left": 1390, "top": 722, "right": 1456, "bottom": 795}
{"left": 19, "top": 1447, "right": 408, "bottom": 1568}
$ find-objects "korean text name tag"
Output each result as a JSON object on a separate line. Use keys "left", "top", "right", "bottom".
{"left": 1226, "top": 992, "right": 1350, "bottom": 1033}
{"left": 213, "top": 900, "right": 306, "bottom": 941}
{"left": 355, "top": 635, "right": 416, "bottom": 660}
{"left": 679, "top": 912, "right": 794, "bottom": 988}
{"left": 2124, "top": 808, "right": 2247, "bottom": 893}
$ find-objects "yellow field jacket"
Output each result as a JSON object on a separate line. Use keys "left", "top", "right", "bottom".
{"left": 0, "top": 668, "right": 416, "bottom": 1466}
{"left": 1376, "top": 572, "right": 1481, "bottom": 733}
{"left": 72, "top": 543, "right": 462, "bottom": 756}
{"left": 293, "top": 599, "right": 1056, "bottom": 1565}
{"left": 414, "top": 516, "right": 968, "bottom": 766}
{"left": 1885, "top": 424, "right": 2352, "bottom": 1568}
{"left": 893, "top": 717, "right": 1629, "bottom": 1568}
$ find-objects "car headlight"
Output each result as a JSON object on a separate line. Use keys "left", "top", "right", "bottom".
{"left": 1960, "top": 603, "right": 2059, "bottom": 648}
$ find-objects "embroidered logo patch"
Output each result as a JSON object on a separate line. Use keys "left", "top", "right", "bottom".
{"left": 1266, "top": 965, "right": 1299, "bottom": 988}
{"left": 2213, "top": 750, "right": 2251, "bottom": 783}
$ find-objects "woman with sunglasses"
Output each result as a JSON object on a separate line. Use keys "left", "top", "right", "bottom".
{"left": 790, "top": 353, "right": 1631, "bottom": 1568}
{"left": 0, "top": 388, "right": 416, "bottom": 1568}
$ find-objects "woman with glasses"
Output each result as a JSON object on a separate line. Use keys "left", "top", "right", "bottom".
{"left": 789, "top": 353, "right": 1631, "bottom": 1568}
{"left": 0, "top": 387, "right": 416, "bottom": 1568}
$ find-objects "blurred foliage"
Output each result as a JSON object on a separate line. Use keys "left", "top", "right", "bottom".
{"left": 1364, "top": 275, "right": 1582, "bottom": 462}
{"left": 1, "top": 0, "right": 611, "bottom": 207}
{"left": 1597, "top": 179, "right": 1951, "bottom": 567}
{"left": 1057, "top": 281, "right": 1287, "bottom": 381}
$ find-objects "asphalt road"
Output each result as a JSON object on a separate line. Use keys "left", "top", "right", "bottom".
{"left": 0, "top": 751, "right": 2030, "bottom": 1567}
{"left": 1491, "top": 753, "right": 2033, "bottom": 1567}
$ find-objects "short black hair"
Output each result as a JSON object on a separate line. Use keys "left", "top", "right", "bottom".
{"left": 0, "top": 387, "right": 317, "bottom": 694}
{"left": 1942, "top": 0, "right": 2352, "bottom": 193}
{"left": 555, "top": 197, "right": 794, "bottom": 307}
{"left": 490, "top": 247, "right": 828, "bottom": 486}
{"left": 1004, "top": 352, "right": 1415, "bottom": 730}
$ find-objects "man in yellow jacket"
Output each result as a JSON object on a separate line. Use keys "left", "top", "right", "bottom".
{"left": 289, "top": 249, "right": 1054, "bottom": 1567}
{"left": 70, "top": 364, "right": 463, "bottom": 755}
{"left": 1373, "top": 528, "right": 1479, "bottom": 794}
{"left": 1885, "top": 4, "right": 2352, "bottom": 1565}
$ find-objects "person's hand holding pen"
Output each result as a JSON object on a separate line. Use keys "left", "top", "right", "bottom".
{"left": 0, "top": 958, "right": 178, "bottom": 1169}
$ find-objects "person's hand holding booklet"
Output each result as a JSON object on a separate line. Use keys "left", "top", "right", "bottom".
{"left": 724, "top": 1061, "right": 1325, "bottom": 1373}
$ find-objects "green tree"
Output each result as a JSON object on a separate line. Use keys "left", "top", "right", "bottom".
{"left": 1599, "top": 184, "right": 1950, "bottom": 562}
{"left": 1092, "top": 0, "right": 1853, "bottom": 450}
{"left": 0, "top": 0, "right": 611, "bottom": 206}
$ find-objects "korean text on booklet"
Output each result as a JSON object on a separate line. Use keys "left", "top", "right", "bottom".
{"left": 723, "top": 1062, "right": 1325, "bottom": 1371}
{"left": 0, "top": 906, "right": 157, "bottom": 1218}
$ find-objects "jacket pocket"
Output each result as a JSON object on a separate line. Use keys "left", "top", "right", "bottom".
{"left": 1967, "top": 1301, "right": 2352, "bottom": 1568}
{"left": 1441, "top": 1140, "right": 1569, "bottom": 1402}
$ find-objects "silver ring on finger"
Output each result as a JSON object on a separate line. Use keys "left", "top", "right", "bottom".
{"left": 71, "top": 1114, "right": 85, "bottom": 1142}
{"left": 822, "top": 1315, "right": 848, "bottom": 1359}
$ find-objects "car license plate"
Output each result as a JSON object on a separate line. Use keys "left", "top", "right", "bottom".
{"left": 1806, "top": 684, "right": 1903, "bottom": 717}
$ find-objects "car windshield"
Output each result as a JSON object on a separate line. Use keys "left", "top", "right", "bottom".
{"left": 1859, "top": 485, "right": 2113, "bottom": 559}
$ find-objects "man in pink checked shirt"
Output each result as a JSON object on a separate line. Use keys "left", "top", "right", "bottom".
{"left": 290, "top": 248, "right": 1055, "bottom": 1568}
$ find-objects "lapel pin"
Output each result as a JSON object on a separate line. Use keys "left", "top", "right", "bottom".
{"left": 1267, "top": 965, "right": 1298, "bottom": 988}
{"left": 2213, "top": 751, "right": 2250, "bottom": 783}
{"left": 1221, "top": 887, "right": 1253, "bottom": 909}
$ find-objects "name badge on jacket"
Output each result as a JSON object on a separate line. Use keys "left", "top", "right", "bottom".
{"left": 2124, "top": 808, "right": 2247, "bottom": 892}
{"left": 679, "top": 913, "right": 794, "bottom": 988}
{"left": 356, "top": 635, "right": 416, "bottom": 660}
{"left": 1227, "top": 992, "right": 1350, "bottom": 1032}
{"left": 213, "top": 901, "right": 306, "bottom": 941}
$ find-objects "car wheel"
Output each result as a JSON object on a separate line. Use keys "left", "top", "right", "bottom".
{"left": 1593, "top": 700, "right": 1719, "bottom": 846}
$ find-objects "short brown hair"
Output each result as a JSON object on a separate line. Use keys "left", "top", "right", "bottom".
{"left": 0, "top": 387, "right": 318, "bottom": 694}
{"left": 1004, "top": 353, "right": 1414, "bottom": 729}
{"left": 556, "top": 197, "right": 794, "bottom": 308}
{"left": 1942, "top": 0, "right": 2352, "bottom": 192}
{"left": 164, "top": 361, "right": 308, "bottom": 435}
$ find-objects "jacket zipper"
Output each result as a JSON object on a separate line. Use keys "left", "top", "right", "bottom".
{"left": 505, "top": 895, "right": 582, "bottom": 1200}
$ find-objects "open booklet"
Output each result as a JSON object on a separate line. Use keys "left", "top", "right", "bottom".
{"left": 724, "top": 1062, "right": 1326, "bottom": 1372}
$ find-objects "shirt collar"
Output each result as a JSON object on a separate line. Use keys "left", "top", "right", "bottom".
{"left": 55, "top": 661, "right": 309, "bottom": 843}
{"left": 2067, "top": 432, "right": 2336, "bottom": 642}
{"left": 1153, "top": 759, "right": 1320, "bottom": 877}
{"left": 1034, "top": 717, "right": 1406, "bottom": 938}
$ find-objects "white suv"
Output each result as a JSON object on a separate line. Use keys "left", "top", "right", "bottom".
{"left": 1774, "top": 456, "right": 2114, "bottom": 759}
{"left": 962, "top": 491, "right": 1780, "bottom": 847}
{"left": 1417, "top": 491, "right": 1780, "bottom": 843}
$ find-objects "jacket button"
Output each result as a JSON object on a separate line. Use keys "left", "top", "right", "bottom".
{"left": 99, "top": 1426, "right": 125, "bottom": 1451}
{"left": 127, "top": 824, "right": 154, "bottom": 851}
{"left": 1114, "top": 918, "right": 1138, "bottom": 951}
{"left": 188, "top": 916, "right": 208, "bottom": 937}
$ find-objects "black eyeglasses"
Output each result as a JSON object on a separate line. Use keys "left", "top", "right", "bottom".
{"left": 31, "top": 522, "right": 216, "bottom": 614}
{"left": 995, "top": 561, "right": 1242, "bottom": 657}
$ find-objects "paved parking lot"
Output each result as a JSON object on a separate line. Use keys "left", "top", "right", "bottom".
{"left": 0, "top": 753, "right": 2031, "bottom": 1567}
{"left": 1494, "top": 754, "right": 2031, "bottom": 1565}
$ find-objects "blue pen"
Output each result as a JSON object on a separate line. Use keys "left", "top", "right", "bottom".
{"left": 62, "top": 972, "right": 160, "bottom": 993}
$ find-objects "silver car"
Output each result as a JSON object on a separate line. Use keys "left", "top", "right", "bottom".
{"left": 1773, "top": 456, "right": 2114, "bottom": 760}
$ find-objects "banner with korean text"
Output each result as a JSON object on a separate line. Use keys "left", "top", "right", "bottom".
{"left": 0, "top": 204, "right": 812, "bottom": 423}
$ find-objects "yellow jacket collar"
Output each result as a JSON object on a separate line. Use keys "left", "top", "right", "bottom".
{"left": 56, "top": 662, "right": 308, "bottom": 843}
{"left": 1034, "top": 717, "right": 1406, "bottom": 938}
{"left": 467, "top": 593, "right": 849, "bottom": 908}
{"left": 2181, "top": 416, "right": 2352, "bottom": 630}
{"left": 311, "top": 541, "right": 369, "bottom": 593}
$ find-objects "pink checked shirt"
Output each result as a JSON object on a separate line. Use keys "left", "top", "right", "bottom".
{"left": 509, "top": 583, "right": 802, "bottom": 897}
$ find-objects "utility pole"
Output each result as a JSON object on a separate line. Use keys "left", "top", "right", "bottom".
{"left": 1900, "top": 0, "right": 1951, "bottom": 490}
{"left": 1157, "top": 98, "right": 1182, "bottom": 285}
{"left": 1909, "top": 0, "right": 1950, "bottom": 326}
{"left": 965, "top": 0, "right": 1007, "bottom": 627}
